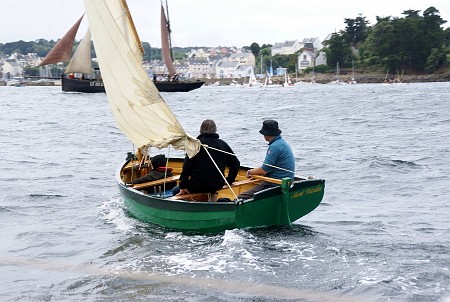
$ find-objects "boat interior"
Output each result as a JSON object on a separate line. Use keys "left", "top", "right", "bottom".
{"left": 120, "top": 157, "right": 283, "bottom": 202}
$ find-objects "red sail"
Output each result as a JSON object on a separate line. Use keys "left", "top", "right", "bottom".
{"left": 160, "top": 5, "right": 177, "bottom": 77}
{"left": 39, "top": 15, "right": 84, "bottom": 66}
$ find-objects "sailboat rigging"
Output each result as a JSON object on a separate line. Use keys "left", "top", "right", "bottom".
{"left": 84, "top": 0, "right": 325, "bottom": 233}
{"left": 38, "top": 15, "right": 105, "bottom": 93}
{"left": 156, "top": 0, "right": 205, "bottom": 91}
{"left": 39, "top": 5, "right": 203, "bottom": 93}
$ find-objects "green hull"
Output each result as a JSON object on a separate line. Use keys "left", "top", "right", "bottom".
{"left": 118, "top": 168, "right": 325, "bottom": 233}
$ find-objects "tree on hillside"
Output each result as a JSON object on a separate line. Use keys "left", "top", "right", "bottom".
{"left": 444, "top": 27, "right": 450, "bottom": 51}
{"left": 323, "top": 33, "right": 353, "bottom": 68}
{"left": 422, "top": 7, "right": 446, "bottom": 50}
{"left": 249, "top": 42, "right": 260, "bottom": 58}
{"left": 343, "top": 14, "right": 370, "bottom": 46}
{"left": 363, "top": 7, "right": 447, "bottom": 72}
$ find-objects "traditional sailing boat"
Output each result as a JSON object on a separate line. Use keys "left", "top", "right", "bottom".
{"left": 39, "top": 15, "right": 105, "bottom": 93}
{"left": 156, "top": 1, "right": 204, "bottom": 92}
{"left": 84, "top": 0, "right": 325, "bottom": 233}
{"left": 39, "top": 7, "right": 203, "bottom": 93}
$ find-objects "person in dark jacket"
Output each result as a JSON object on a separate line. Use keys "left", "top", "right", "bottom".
{"left": 174, "top": 119, "right": 240, "bottom": 201}
{"left": 131, "top": 154, "right": 174, "bottom": 186}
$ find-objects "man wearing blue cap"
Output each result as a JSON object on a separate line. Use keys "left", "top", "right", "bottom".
{"left": 238, "top": 120, "right": 295, "bottom": 199}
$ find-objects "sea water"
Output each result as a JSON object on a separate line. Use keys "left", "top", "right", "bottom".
{"left": 0, "top": 83, "right": 449, "bottom": 301}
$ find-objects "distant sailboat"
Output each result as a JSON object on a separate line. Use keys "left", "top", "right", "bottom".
{"left": 157, "top": 1, "right": 205, "bottom": 92}
{"left": 246, "top": 67, "right": 259, "bottom": 87}
{"left": 311, "top": 65, "right": 316, "bottom": 84}
{"left": 39, "top": 6, "right": 203, "bottom": 93}
{"left": 329, "top": 62, "right": 345, "bottom": 84}
{"left": 349, "top": 59, "right": 357, "bottom": 84}
{"left": 39, "top": 15, "right": 105, "bottom": 93}
{"left": 283, "top": 68, "right": 294, "bottom": 87}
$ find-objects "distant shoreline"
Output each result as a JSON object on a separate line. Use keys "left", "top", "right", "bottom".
{"left": 295, "top": 72, "right": 450, "bottom": 84}
{"left": 1, "top": 70, "right": 449, "bottom": 87}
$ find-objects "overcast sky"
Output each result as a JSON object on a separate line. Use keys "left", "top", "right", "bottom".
{"left": 2, "top": 0, "right": 449, "bottom": 47}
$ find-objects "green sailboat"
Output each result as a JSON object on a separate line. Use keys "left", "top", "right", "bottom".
{"left": 84, "top": 0, "right": 325, "bottom": 233}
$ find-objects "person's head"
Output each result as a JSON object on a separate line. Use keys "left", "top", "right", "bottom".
{"left": 151, "top": 154, "right": 166, "bottom": 169}
{"left": 200, "top": 119, "right": 217, "bottom": 134}
{"left": 259, "top": 120, "right": 282, "bottom": 142}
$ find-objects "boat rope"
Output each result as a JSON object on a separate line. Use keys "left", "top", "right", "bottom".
{"left": 262, "top": 162, "right": 295, "bottom": 174}
{"left": 205, "top": 145, "right": 299, "bottom": 177}
{"left": 203, "top": 145, "right": 236, "bottom": 157}
{"left": 139, "top": 145, "right": 148, "bottom": 169}
{"left": 202, "top": 145, "right": 238, "bottom": 200}
{"left": 206, "top": 145, "right": 311, "bottom": 179}
{"left": 162, "top": 145, "right": 172, "bottom": 194}
{"left": 130, "top": 143, "right": 137, "bottom": 181}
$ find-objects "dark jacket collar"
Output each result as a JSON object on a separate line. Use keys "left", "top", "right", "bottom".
{"left": 268, "top": 135, "right": 281, "bottom": 145}
{"left": 198, "top": 133, "right": 219, "bottom": 139}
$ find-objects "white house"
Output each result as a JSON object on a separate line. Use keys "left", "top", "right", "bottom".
{"left": 215, "top": 60, "right": 240, "bottom": 78}
{"left": 300, "top": 37, "right": 323, "bottom": 50}
{"left": 2, "top": 58, "right": 23, "bottom": 80}
{"left": 297, "top": 50, "right": 327, "bottom": 73}
{"left": 271, "top": 40, "right": 302, "bottom": 55}
{"left": 187, "top": 48, "right": 210, "bottom": 60}
{"left": 296, "top": 37, "right": 327, "bottom": 73}
{"left": 235, "top": 64, "right": 254, "bottom": 79}
{"left": 187, "top": 59, "right": 211, "bottom": 79}
{"left": 227, "top": 52, "right": 255, "bottom": 66}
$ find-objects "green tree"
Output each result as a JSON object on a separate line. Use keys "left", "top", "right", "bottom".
{"left": 422, "top": 7, "right": 446, "bottom": 51}
{"left": 425, "top": 47, "right": 447, "bottom": 72}
{"left": 249, "top": 42, "right": 260, "bottom": 58}
{"left": 323, "top": 33, "right": 353, "bottom": 68}
{"left": 271, "top": 55, "right": 290, "bottom": 72}
{"left": 444, "top": 27, "right": 450, "bottom": 55}
{"left": 363, "top": 7, "right": 447, "bottom": 72}
{"left": 343, "top": 14, "right": 370, "bottom": 46}
{"left": 24, "top": 66, "right": 40, "bottom": 76}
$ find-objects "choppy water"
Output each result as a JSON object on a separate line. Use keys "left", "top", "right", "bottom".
{"left": 0, "top": 83, "right": 449, "bottom": 302}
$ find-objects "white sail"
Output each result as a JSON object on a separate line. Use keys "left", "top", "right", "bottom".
{"left": 84, "top": 0, "right": 200, "bottom": 157}
{"left": 65, "top": 28, "right": 92, "bottom": 74}
{"left": 108, "top": 0, "right": 143, "bottom": 64}
{"left": 247, "top": 67, "right": 258, "bottom": 87}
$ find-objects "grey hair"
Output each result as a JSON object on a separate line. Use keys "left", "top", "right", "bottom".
{"left": 200, "top": 119, "right": 217, "bottom": 134}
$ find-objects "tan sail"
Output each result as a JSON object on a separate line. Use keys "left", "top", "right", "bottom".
{"left": 84, "top": 0, "right": 200, "bottom": 157}
{"left": 108, "top": 0, "right": 144, "bottom": 63}
{"left": 39, "top": 15, "right": 84, "bottom": 66}
{"left": 160, "top": 4, "right": 177, "bottom": 77}
{"left": 65, "top": 28, "right": 92, "bottom": 74}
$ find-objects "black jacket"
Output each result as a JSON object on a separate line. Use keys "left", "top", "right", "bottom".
{"left": 179, "top": 133, "right": 240, "bottom": 193}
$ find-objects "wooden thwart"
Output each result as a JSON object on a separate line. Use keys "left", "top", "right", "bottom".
{"left": 171, "top": 193, "right": 210, "bottom": 201}
{"left": 250, "top": 175, "right": 283, "bottom": 185}
{"left": 130, "top": 175, "right": 180, "bottom": 190}
{"left": 170, "top": 178, "right": 261, "bottom": 201}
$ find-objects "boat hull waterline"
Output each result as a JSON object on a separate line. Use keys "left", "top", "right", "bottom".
{"left": 62, "top": 76, "right": 204, "bottom": 93}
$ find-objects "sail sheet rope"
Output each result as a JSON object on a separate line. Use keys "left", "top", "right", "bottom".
{"left": 205, "top": 145, "right": 296, "bottom": 174}
{"left": 202, "top": 145, "right": 238, "bottom": 200}
{"left": 205, "top": 145, "right": 313, "bottom": 182}
{"left": 135, "top": 143, "right": 301, "bottom": 200}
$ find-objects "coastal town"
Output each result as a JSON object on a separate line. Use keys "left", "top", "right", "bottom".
{"left": 0, "top": 36, "right": 330, "bottom": 87}
{"left": 1, "top": 5, "right": 449, "bottom": 86}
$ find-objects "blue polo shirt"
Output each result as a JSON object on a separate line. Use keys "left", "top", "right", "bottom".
{"left": 261, "top": 135, "right": 295, "bottom": 180}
